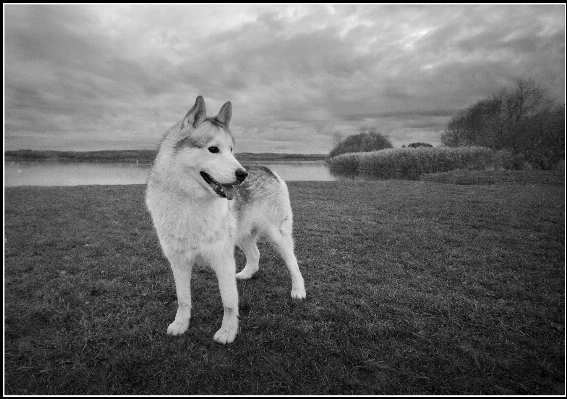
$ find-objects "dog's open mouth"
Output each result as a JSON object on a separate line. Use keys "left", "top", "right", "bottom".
{"left": 200, "top": 171, "right": 238, "bottom": 200}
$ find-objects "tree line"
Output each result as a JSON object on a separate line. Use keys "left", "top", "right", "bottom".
{"left": 441, "top": 78, "right": 564, "bottom": 169}
{"left": 329, "top": 78, "right": 564, "bottom": 170}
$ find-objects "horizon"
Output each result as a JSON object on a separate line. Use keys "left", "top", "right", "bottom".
{"left": 5, "top": 141, "right": 446, "bottom": 155}
{"left": 4, "top": 4, "right": 565, "bottom": 153}
{"left": 4, "top": 148, "right": 329, "bottom": 155}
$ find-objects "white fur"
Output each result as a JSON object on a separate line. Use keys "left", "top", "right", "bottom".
{"left": 146, "top": 97, "right": 306, "bottom": 344}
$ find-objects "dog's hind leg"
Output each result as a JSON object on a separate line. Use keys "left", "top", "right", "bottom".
{"left": 236, "top": 233, "right": 260, "bottom": 280}
{"left": 166, "top": 252, "right": 194, "bottom": 336}
{"left": 266, "top": 224, "right": 306, "bottom": 300}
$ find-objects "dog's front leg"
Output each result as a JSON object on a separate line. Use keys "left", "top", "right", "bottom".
{"left": 166, "top": 251, "right": 194, "bottom": 336}
{"left": 206, "top": 248, "right": 239, "bottom": 344}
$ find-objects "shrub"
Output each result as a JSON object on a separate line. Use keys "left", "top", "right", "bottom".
{"left": 494, "top": 149, "right": 529, "bottom": 170}
{"left": 406, "top": 142, "right": 433, "bottom": 148}
{"left": 329, "top": 129, "right": 393, "bottom": 158}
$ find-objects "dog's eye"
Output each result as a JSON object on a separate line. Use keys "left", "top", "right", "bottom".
{"left": 208, "top": 146, "right": 220, "bottom": 154}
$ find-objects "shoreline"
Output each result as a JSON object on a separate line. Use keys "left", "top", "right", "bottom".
{"left": 4, "top": 149, "right": 329, "bottom": 164}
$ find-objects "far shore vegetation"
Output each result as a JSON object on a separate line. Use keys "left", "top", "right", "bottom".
{"left": 4, "top": 149, "right": 327, "bottom": 163}
{"left": 329, "top": 77, "right": 564, "bottom": 178}
{"left": 327, "top": 145, "right": 560, "bottom": 180}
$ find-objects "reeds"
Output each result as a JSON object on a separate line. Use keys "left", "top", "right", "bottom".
{"left": 329, "top": 146, "right": 506, "bottom": 177}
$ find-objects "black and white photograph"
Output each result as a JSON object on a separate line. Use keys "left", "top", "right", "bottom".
{"left": 4, "top": 3, "right": 565, "bottom": 395}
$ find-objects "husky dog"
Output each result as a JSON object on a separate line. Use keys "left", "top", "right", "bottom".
{"left": 146, "top": 96, "right": 306, "bottom": 344}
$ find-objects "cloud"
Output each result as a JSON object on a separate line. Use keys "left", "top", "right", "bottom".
{"left": 4, "top": 4, "right": 565, "bottom": 153}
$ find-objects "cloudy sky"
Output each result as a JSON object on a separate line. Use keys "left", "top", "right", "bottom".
{"left": 4, "top": 4, "right": 565, "bottom": 153}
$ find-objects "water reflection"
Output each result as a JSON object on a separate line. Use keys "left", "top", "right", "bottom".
{"left": 4, "top": 160, "right": 339, "bottom": 186}
{"left": 246, "top": 161, "right": 336, "bottom": 182}
{"left": 4, "top": 161, "right": 153, "bottom": 186}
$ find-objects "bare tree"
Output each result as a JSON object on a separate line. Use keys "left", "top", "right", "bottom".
{"left": 441, "top": 78, "right": 564, "bottom": 169}
{"left": 331, "top": 130, "right": 344, "bottom": 147}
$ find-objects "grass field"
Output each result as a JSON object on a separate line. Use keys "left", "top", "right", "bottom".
{"left": 4, "top": 170, "right": 565, "bottom": 395}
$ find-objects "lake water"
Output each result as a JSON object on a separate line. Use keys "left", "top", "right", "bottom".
{"left": 4, "top": 160, "right": 340, "bottom": 186}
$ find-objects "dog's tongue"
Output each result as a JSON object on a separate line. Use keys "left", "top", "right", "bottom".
{"left": 222, "top": 184, "right": 236, "bottom": 200}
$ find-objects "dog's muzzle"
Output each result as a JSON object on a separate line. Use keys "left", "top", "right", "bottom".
{"left": 200, "top": 170, "right": 247, "bottom": 200}
{"left": 235, "top": 168, "right": 248, "bottom": 183}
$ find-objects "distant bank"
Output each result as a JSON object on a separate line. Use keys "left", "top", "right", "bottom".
{"left": 4, "top": 150, "right": 328, "bottom": 163}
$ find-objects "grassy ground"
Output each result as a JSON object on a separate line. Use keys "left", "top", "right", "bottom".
{"left": 4, "top": 170, "right": 565, "bottom": 395}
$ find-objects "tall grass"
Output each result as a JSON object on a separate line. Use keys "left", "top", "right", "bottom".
{"left": 328, "top": 146, "right": 509, "bottom": 178}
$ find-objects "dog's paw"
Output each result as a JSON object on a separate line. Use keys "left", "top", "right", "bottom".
{"left": 291, "top": 287, "right": 306, "bottom": 300}
{"left": 236, "top": 267, "right": 257, "bottom": 280}
{"left": 167, "top": 320, "right": 189, "bottom": 336}
{"left": 214, "top": 324, "right": 238, "bottom": 344}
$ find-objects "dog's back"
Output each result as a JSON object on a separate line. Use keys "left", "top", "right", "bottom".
{"left": 231, "top": 166, "right": 305, "bottom": 299}
{"left": 232, "top": 165, "right": 293, "bottom": 238}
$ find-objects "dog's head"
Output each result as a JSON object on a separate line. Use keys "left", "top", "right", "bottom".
{"left": 172, "top": 96, "right": 247, "bottom": 200}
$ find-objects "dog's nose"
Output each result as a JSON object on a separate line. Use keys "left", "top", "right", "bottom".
{"left": 235, "top": 169, "right": 248, "bottom": 182}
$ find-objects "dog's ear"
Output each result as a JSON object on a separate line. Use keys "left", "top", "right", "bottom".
{"left": 183, "top": 96, "right": 207, "bottom": 128}
{"left": 214, "top": 101, "right": 232, "bottom": 127}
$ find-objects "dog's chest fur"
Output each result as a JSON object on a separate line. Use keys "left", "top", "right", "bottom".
{"left": 146, "top": 184, "right": 236, "bottom": 254}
